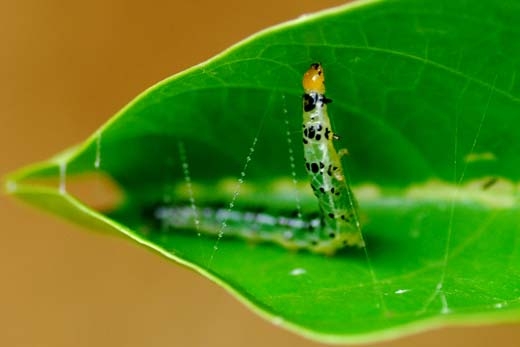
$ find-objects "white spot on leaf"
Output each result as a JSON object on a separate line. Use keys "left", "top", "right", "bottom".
{"left": 290, "top": 268, "right": 306, "bottom": 276}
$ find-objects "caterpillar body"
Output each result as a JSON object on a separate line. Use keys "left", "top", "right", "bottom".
{"left": 151, "top": 63, "right": 363, "bottom": 254}
{"left": 301, "top": 63, "right": 363, "bottom": 253}
{"left": 154, "top": 205, "right": 326, "bottom": 251}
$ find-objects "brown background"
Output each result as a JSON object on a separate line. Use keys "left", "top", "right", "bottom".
{"left": 1, "top": 1, "right": 519, "bottom": 346}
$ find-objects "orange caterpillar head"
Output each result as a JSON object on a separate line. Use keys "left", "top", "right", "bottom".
{"left": 302, "top": 63, "right": 326, "bottom": 94}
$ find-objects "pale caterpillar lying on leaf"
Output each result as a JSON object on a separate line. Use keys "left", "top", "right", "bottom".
{"left": 150, "top": 63, "right": 363, "bottom": 254}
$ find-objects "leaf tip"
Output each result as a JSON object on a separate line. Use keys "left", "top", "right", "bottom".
{"left": 4, "top": 179, "right": 18, "bottom": 195}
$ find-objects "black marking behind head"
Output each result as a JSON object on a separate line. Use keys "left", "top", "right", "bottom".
{"left": 303, "top": 93, "right": 315, "bottom": 112}
{"left": 303, "top": 93, "right": 319, "bottom": 112}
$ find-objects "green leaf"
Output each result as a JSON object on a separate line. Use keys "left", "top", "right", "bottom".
{"left": 5, "top": 0, "right": 520, "bottom": 344}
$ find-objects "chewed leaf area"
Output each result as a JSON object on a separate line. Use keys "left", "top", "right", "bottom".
{"left": 110, "top": 177, "right": 519, "bottom": 336}
{"left": 6, "top": 0, "right": 520, "bottom": 344}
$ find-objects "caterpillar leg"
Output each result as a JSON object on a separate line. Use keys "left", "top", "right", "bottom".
{"left": 338, "top": 148, "right": 349, "bottom": 157}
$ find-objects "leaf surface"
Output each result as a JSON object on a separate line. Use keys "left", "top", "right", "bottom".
{"left": 6, "top": 0, "right": 520, "bottom": 343}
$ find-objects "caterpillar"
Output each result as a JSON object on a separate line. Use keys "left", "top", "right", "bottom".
{"left": 301, "top": 63, "right": 363, "bottom": 253}
{"left": 149, "top": 63, "right": 363, "bottom": 254}
{"left": 153, "top": 205, "right": 325, "bottom": 251}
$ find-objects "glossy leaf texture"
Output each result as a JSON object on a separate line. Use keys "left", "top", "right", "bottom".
{"left": 6, "top": 0, "right": 520, "bottom": 344}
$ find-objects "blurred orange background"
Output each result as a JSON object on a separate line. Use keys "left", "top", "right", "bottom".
{"left": 1, "top": 1, "right": 519, "bottom": 346}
